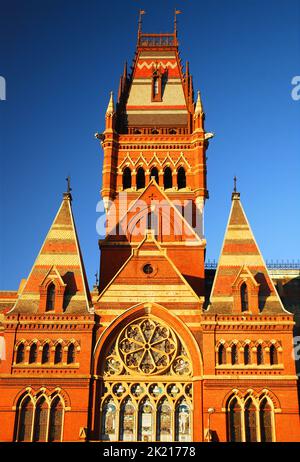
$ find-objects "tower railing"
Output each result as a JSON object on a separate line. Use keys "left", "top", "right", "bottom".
{"left": 205, "top": 260, "right": 300, "bottom": 270}
{"left": 138, "top": 33, "right": 177, "bottom": 47}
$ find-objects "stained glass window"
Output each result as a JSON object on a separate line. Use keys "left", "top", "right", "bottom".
{"left": 245, "top": 399, "right": 257, "bottom": 442}
{"left": 228, "top": 398, "right": 242, "bottom": 442}
{"left": 120, "top": 398, "right": 135, "bottom": 441}
{"left": 175, "top": 400, "right": 191, "bottom": 442}
{"left": 17, "top": 396, "right": 34, "bottom": 441}
{"left": 33, "top": 397, "right": 48, "bottom": 442}
{"left": 138, "top": 398, "right": 154, "bottom": 442}
{"left": 101, "top": 398, "right": 118, "bottom": 441}
{"left": 157, "top": 399, "right": 172, "bottom": 441}
{"left": 260, "top": 399, "right": 273, "bottom": 442}
{"left": 48, "top": 397, "right": 63, "bottom": 442}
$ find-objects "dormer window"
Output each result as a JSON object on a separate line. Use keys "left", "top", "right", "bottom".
{"left": 241, "top": 282, "right": 249, "bottom": 312}
{"left": 46, "top": 283, "right": 56, "bottom": 312}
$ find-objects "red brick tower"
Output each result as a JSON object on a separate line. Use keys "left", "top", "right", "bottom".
{"left": 96, "top": 21, "right": 213, "bottom": 297}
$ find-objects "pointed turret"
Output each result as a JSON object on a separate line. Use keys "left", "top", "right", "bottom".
{"left": 106, "top": 91, "right": 114, "bottom": 116}
{"left": 10, "top": 191, "right": 92, "bottom": 314}
{"left": 208, "top": 188, "right": 287, "bottom": 314}
{"left": 194, "top": 90, "right": 204, "bottom": 132}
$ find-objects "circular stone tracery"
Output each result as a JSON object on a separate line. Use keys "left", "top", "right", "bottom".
{"left": 117, "top": 318, "right": 178, "bottom": 375}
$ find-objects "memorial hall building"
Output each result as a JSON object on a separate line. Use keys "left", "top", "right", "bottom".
{"left": 0, "top": 22, "right": 300, "bottom": 442}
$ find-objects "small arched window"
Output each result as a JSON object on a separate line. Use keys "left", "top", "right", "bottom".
{"left": 231, "top": 344, "right": 238, "bottom": 365}
{"left": 177, "top": 167, "right": 186, "bottom": 190}
{"left": 17, "top": 396, "right": 34, "bottom": 442}
{"left": 150, "top": 167, "right": 159, "bottom": 184}
{"left": 46, "top": 282, "right": 56, "bottom": 312}
{"left": 228, "top": 398, "right": 242, "bottom": 442}
{"left": 29, "top": 343, "right": 38, "bottom": 364}
{"left": 48, "top": 397, "right": 64, "bottom": 442}
{"left": 122, "top": 167, "right": 132, "bottom": 190}
{"left": 54, "top": 344, "right": 62, "bottom": 364}
{"left": 42, "top": 344, "right": 50, "bottom": 364}
{"left": 260, "top": 398, "right": 273, "bottom": 442}
{"left": 244, "top": 344, "right": 250, "bottom": 365}
{"left": 136, "top": 167, "right": 145, "bottom": 190}
{"left": 241, "top": 282, "right": 249, "bottom": 312}
{"left": 218, "top": 344, "right": 226, "bottom": 365}
{"left": 163, "top": 167, "right": 173, "bottom": 189}
{"left": 270, "top": 344, "right": 278, "bottom": 365}
{"left": 257, "top": 344, "right": 264, "bottom": 365}
{"left": 16, "top": 343, "right": 25, "bottom": 364}
{"left": 67, "top": 343, "right": 75, "bottom": 364}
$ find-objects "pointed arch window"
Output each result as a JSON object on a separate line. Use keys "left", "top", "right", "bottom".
{"left": 101, "top": 397, "right": 118, "bottom": 441}
{"left": 120, "top": 398, "right": 135, "bottom": 442}
{"left": 157, "top": 398, "right": 172, "bottom": 441}
{"left": 241, "top": 282, "right": 249, "bottom": 312}
{"left": 231, "top": 344, "right": 238, "bottom": 365}
{"left": 46, "top": 282, "right": 56, "bottom": 312}
{"left": 16, "top": 343, "right": 25, "bottom": 364}
{"left": 33, "top": 397, "right": 49, "bottom": 442}
{"left": 270, "top": 344, "right": 278, "bottom": 365}
{"left": 17, "top": 396, "right": 34, "bottom": 441}
{"left": 175, "top": 400, "right": 191, "bottom": 442}
{"left": 48, "top": 397, "right": 64, "bottom": 442}
{"left": 257, "top": 344, "right": 264, "bottom": 365}
{"left": 218, "top": 344, "right": 226, "bottom": 365}
{"left": 228, "top": 398, "right": 242, "bottom": 442}
{"left": 245, "top": 399, "right": 257, "bottom": 442}
{"left": 122, "top": 167, "right": 132, "bottom": 190}
{"left": 42, "top": 343, "right": 50, "bottom": 364}
{"left": 150, "top": 167, "right": 159, "bottom": 184}
{"left": 244, "top": 344, "right": 250, "bottom": 365}
{"left": 136, "top": 167, "right": 145, "bottom": 190}
{"left": 260, "top": 398, "right": 273, "bottom": 442}
{"left": 177, "top": 167, "right": 186, "bottom": 190}
{"left": 163, "top": 167, "right": 173, "bottom": 189}
{"left": 54, "top": 344, "right": 62, "bottom": 364}
{"left": 29, "top": 343, "right": 38, "bottom": 364}
{"left": 138, "top": 398, "right": 154, "bottom": 442}
{"left": 67, "top": 343, "right": 75, "bottom": 364}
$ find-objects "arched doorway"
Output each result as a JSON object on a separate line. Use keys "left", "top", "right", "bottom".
{"left": 95, "top": 311, "right": 198, "bottom": 442}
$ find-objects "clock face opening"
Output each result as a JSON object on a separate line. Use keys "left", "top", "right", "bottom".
{"left": 143, "top": 264, "right": 154, "bottom": 275}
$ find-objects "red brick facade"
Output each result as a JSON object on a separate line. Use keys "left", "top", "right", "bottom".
{"left": 0, "top": 24, "right": 299, "bottom": 442}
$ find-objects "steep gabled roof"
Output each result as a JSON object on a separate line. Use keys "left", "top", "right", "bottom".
{"left": 97, "top": 230, "right": 200, "bottom": 306}
{"left": 10, "top": 193, "right": 92, "bottom": 314}
{"left": 110, "top": 178, "right": 204, "bottom": 244}
{"left": 208, "top": 192, "right": 288, "bottom": 314}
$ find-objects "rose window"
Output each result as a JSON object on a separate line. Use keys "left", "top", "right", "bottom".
{"left": 117, "top": 318, "right": 177, "bottom": 375}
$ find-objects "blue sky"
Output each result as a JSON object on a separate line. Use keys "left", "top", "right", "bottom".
{"left": 0, "top": 0, "right": 299, "bottom": 290}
